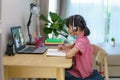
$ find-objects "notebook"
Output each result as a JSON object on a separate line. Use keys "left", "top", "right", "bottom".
{"left": 11, "top": 26, "right": 48, "bottom": 54}
{"left": 46, "top": 49, "right": 66, "bottom": 56}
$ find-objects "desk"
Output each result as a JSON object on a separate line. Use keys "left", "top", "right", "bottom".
{"left": 3, "top": 48, "right": 72, "bottom": 80}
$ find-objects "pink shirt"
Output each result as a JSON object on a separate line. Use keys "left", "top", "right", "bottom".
{"left": 68, "top": 32, "right": 94, "bottom": 79}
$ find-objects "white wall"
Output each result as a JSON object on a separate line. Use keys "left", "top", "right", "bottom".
{"left": 0, "top": 0, "right": 39, "bottom": 80}
{"left": 0, "top": 0, "right": 39, "bottom": 55}
{"left": 0, "top": 30, "right": 3, "bottom": 80}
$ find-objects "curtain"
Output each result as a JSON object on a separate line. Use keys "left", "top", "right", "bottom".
{"left": 108, "top": 0, "right": 120, "bottom": 43}
{"left": 60, "top": 0, "right": 105, "bottom": 44}
{"left": 39, "top": 0, "right": 49, "bottom": 39}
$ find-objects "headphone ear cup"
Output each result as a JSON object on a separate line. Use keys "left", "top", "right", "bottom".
{"left": 73, "top": 26, "right": 76, "bottom": 31}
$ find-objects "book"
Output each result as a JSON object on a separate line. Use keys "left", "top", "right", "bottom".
{"left": 46, "top": 49, "right": 66, "bottom": 56}
{"left": 45, "top": 38, "right": 64, "bottom": 46}
{"left": 44, "top": 44, "right": 60, "bottom": 46}
{"left": 45, "top": 38, "right": 63, "bottom": 43}
{"left": 45, "top": 42, "right": 63, "bottom": 44}
{"left": 45, "top": 42, "right": 63, "bottom": 46}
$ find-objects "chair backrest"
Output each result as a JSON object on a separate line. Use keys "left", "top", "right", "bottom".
{"left": 93, "top": 45, "right": 109, "bottom": 80}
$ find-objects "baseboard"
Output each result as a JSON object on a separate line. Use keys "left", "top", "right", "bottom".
{"left": 109, "top": 76, "right": 120, "bottom": 78}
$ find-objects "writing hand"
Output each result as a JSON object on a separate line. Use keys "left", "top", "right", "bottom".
{"left": 58, "top": 44, "right": 66, "bottom": 51}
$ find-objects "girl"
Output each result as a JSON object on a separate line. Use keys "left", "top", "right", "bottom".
{"left": 58, "top": 15, "right": 94, "bottom": 80}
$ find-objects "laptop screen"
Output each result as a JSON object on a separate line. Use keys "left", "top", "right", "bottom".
{"left": 11, "top": 26, "right": 26, "bottom": 51}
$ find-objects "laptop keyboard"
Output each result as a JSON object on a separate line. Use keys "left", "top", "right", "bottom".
{"left": 23, "top": 47, "right": 38, "bottom": 52}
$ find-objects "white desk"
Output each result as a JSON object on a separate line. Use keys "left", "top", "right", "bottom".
{"left": 97, "top": 43, "right": 120, "bottom": 55}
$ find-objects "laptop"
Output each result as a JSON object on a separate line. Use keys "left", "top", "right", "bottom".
{"left": 11, "top": 26, "right": 48, "bottom": 54}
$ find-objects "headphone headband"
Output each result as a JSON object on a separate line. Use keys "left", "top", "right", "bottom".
{"left": 73, "top": 16, "right": 76, "bottom": 31}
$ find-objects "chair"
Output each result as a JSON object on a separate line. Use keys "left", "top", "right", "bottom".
{"left": 93, "top": 45, "right": 109, "bottom": 80}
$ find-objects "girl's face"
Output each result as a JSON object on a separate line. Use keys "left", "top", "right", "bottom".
{"left": 68, "top": 25, "right": 83, "bottom": 37}
{"left": 68, "top": 25, "right": 75, "bottom": 36}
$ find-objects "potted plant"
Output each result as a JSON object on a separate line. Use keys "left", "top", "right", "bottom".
{"left": 39, "top": 12, "right": 68, "bottom": 39}
{"left": 111, "top": 37, "right": 115, "bottom": 47}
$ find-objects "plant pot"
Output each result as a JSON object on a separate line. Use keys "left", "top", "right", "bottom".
{"left": 111, "top": 41, "right": 115, "bottom": 47}
{"left": 48, "top": 33, "right": 57, "bottom": 39}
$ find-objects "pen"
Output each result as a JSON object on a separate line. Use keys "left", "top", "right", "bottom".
{"left": 62, "top": 44, "right": 65, "bottom": 46}
{"left": 62, "top": 44, "right": 66, "bottom": 50}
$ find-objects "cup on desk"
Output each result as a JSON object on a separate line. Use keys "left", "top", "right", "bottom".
{"left": 35, "top": 36, "right": 44, "bottom": 47}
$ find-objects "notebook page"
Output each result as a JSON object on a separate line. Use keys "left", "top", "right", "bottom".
{"left": 46, "top": 49, "right": 66, "bottom": 56}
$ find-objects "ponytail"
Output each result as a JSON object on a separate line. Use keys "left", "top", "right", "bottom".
{"left": 84, "top": 27, "right": 90, "bottom": 36}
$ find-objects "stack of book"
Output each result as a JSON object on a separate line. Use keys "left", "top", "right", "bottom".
{"left": 45, "top": 38, "right": 63, "bottom": 46}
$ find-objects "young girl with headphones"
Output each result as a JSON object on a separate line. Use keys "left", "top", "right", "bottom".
{"left": 58, "top": 15, "right": 94, "bottom": 80}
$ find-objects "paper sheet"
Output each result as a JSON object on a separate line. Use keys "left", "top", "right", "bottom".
{"left": 46, "top": 49, "right": 66, "bottom": 56}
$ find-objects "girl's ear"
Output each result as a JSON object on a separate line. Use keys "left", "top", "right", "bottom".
{"left": 77, "top": 27, "right": 82, "bottom": 32}
{"left": 77, "top": 26, "right": 80, "bottom": 31}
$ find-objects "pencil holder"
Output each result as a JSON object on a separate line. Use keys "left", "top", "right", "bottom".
{"left": 35, "top": 36, "right": 44, "bottom": 47}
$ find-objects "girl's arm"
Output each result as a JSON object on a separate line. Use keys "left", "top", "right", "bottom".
{"left": 64, "top": 44, "right": 74, "bottom": 49}
{"left": 58, "top": 44, "right": 74, "bottom": 51}
{"left": 65, "top": 47, "right": 79, "bottom": 58}
{"left": 58, "top": 44, "right": 79, "bottom": 58}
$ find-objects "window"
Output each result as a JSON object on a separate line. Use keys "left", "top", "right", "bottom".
{"left": 48, "top": 0, "right": 57, "bottom": 13}
{"left": 63, "top": 0, "right": 120, "bottom": 44}
{"left": 108, "top": 0, "right": 120, "bottom": 43}
{"left": 48, "top": 0, "right": 58, "bottom": 38}
{"left": 66, "top": 0, "right": 105, "bottom": 44}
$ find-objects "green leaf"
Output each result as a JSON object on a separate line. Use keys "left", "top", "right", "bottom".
{"left": 111, "top": 37, "right": 115, "bottom": 41}
{"left": 39, "top": 14, "right": 50, "bottom": 23}
{"left": 63, "top": 18, "right": 67, "bottom": 24}
{"left": 58, "top": 18, "right": 67, "bottom": 29}
{"left": 49, "top": 12, "right": 59, "bottom": 22}
{"left": 43, "top": 27, "right": 52, "bottom": 34}
{"left": 62, "top": 28, "right": 69, "bottom": 34}
{"left": 58, "top": 25, "right": 63, "bottom": 31}
{"left": 50, "top": 23, "right": 59, "bottom": 29}
{"left": 44, "top": 23, "right": 49, "bottom": 26}
{"left": 53, "top": 29, "right": 59, "bottom": 37}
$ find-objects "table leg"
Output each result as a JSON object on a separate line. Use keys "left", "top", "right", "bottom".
{"left": 56, "top": 68, "right": 65, "bottom": 80}
{"left": 4, "top": 67, "right": 8, "bottom": 80}
{"left": 28, "top": 78, "right": 33, "bottom": 80}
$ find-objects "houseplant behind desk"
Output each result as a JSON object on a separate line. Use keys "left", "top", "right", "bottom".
{"left": 39, "top": 12, "right": 68, "bottom": 39}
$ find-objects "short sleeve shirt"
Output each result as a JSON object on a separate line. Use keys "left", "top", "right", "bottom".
{"left": 68, "top": 32, "right": 94, "bottom": 79}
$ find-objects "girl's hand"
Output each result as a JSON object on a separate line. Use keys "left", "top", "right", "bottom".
{"left": 58, "top": 44, "right": 66, "bottom": 51}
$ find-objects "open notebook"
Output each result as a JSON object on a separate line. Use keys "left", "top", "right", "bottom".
{"left": 46, "top": 49, "right": 66, "bottom": 56}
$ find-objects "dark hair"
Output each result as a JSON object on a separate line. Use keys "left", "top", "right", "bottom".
{"left": 66, "top": 15, "right": 90, "bottom": 36}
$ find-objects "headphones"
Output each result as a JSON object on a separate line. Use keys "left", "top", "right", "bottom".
{"left": 73, "top": 16, "right": 77, "bottom": 31}
{"left": 73, "top": 15, "right": 87, "bottom": 32}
